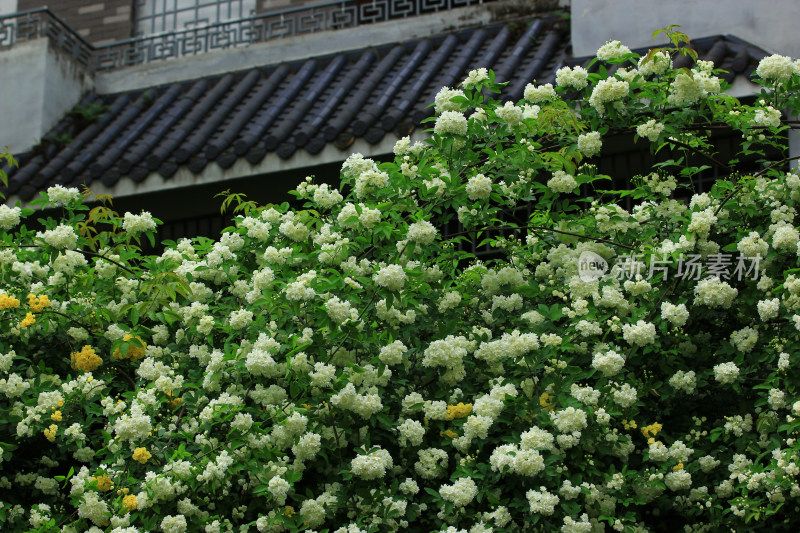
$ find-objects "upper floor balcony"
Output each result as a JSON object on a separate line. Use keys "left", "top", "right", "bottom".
{"left": 0, "top": 0, "right": 506, "bottom": 72}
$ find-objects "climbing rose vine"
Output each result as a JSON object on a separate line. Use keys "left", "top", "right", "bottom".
{"left": 3, "top": 28, "right": 800, "bottom": 532}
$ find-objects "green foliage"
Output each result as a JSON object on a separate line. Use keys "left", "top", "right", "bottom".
{"left": 2, "top": 33, "right": 800, "bottom": 533}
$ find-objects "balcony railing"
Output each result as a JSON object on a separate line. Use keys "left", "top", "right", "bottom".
{"left": 0, "top": 0, "right": 497, "bottom": 72}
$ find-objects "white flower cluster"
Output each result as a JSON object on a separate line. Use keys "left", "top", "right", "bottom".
{"left": 592, "top": 349, "right": 625, "bottom": 377}
{"left": 474, "top": 330, "right": 539, "bottom": 365}
{"left": 160, "top": 515, "right": 188, "bottom": 533}
{"left": 589, "top": 78, "right": 629, "bottom": 114}
{"left": 373, "top": 264, "right": 406, "bottom": 291}
{"left": 246, "top": 341, "right": 282, "bottom": 378}
{"left": 378, "top": 340, "right": 407, "bottom": 365}
{"left": 772, "top": 222, "right": 799, "bottom": 249}
{"left": 37, "top": 224, "right": 78, "bottom": 249}
{"left": 407, "top": 220, "right": 437, "bottom": 244}
{"left": 337, "top": 202, "right": 381, "bottom": 229}
{"left": 524, "top": 82, "right": 557, "bottom": 103}
{"left": 268, "top": 475, "right": 290, "bottom": 505}
{"left": 753, "top": 106, "right": 782, "bottom": 128}
{"left": 669, "top": 369, "right": 696, "bottom": 394}
{"left": 397, "top": 418, "right": 426, "bottom": 447}
{"left": 636, "top": 119, "right": 665, "bottom": 142}
{"left": 422, "top": 335, "right": 472, "bottom": 378}
{"left": 278, "top": 213, "right": 310, "bottom": 242}
{"left": 113, "top": 402, "right": 152, "bottom": 442}
{"left": 577, "top": 131, "right": 602, "bottom": 157}
{"left": 687, "top": 208, "right": 717, "bottom": 238}
{"left": 330, "top": 382, "right": 383, "bottom": 419}
{"left": 638, "top": 51, "right": 672, "bottom": 77}
{"left": 526, "top": 486, "right": 560, "bottom": 515}
{"left": 713, "top": 361, "right": 740, "bottom": 385}
{"left": 434, "top": 86, "right": 466, "bottom": 113}
{"left": 738, "top": 231, "right": 769, "bottom": 258}
{"left": 292, "top": 432, "right": 322, "bottom": 461}
{"left": 547, "top": 170, "right": 578, "bottom": 194}
{"left": 757, "top": 298, "right": 780, "bottom": 321}
{"left": 434, "top": 110, "right": 468, "bottom": 136}
{"left": 439, "top": 477, "right": 478, "bottom": 507}
{"left": 462, "top": 68, "right": 489, "bottom": 88}
{"left": 660, "top": 301, "right": 689, "bottom": 327}
{"left": 284, "top": 270, "right": 317, "bottom": 301}
{"left": 667, "top": 70, "right": 720, "bottom": 106}
{"left": 561, "top": 513, "right": 593, "bottom": 533}
{"left": 665, "top": 470, "right": 692, "bottom": 491}
{"left": 596, "top": 40, "right": 631, "bottom": 61}
{"left": 556, "top": 66, "right": 589, "bottom": 90}
{"left": 622, "top": 320, "right": 656, "bottom": 346}
{"left": 351, "top": 447, "right": 393, "bottom": 480}
{"left": 438, "top": 290, "right": 462, "bottom": 313}
{"left": 46, "top": 185, "right": 82, "bottom": 206}
{"left": 325, "top": 296, "right": 358, "bottom": 325}
{"left": 730, "top": 326, "right": 759, "bottom": 352}
{"left": 757, "top": 54, "right": 798, "bottom": 82}
{"left": 550, "top": 406, "right": 588, "bottom": 434}
{"left": 495, "top": 101, "right": 524, "bottom": 127}
{"left": 0, "top": 204, "right": 21, "bottom": 230}
{"left": 122, "top": 211, "right": 157, "bottom": 235}
{"left": 229, "top": 309, "right": 253, "bottom": 330}
{"left": 466, "top": 173, "right": 492, "bottom": 200}
{"left": 694, "top": 277, "right": 738, "bottom": 308}
{"left": 613, "top": 383, "right": 638, "bottom": 407}
{"left": 78, "top": 492, "right": 110, "bottom": 526}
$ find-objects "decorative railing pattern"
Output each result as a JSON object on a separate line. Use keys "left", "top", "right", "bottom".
{"left": 0, "top": 0, "right": 496, "bottom": 72}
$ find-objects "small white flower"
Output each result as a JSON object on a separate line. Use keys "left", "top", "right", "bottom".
{"left": 122, "top": 211, "right": 157, "bottom": 235}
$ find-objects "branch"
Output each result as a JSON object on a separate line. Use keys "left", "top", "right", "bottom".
{"left": 445, "top": 223, "right": 637, "bottom": 251}
{"left": 1, "top": 244, "right": 138, "bottom": 275}
{"left": 714, "top": 154, "right": 800, "bottom": 216}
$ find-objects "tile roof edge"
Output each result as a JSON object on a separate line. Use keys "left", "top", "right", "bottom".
{"left": 95, "top": 1, "right": 558, "bottom": 95}
{"left": 5, "top": 128, "right": 431, "bottom": 207}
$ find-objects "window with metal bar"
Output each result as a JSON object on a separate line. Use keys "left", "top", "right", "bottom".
{"left": 134, "top": 0, "right": 256, "bottom": 35}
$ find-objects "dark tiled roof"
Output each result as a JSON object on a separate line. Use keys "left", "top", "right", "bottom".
{"left": 5, "top": 17, "right": 770, "bottom": 201}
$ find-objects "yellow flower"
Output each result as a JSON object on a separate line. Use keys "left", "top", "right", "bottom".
{"left": 539, "top": 392, "right": 554, "bottom": 412}
{"left": 168, "top": 397, "right": 184, "bottom": 408}
{"left": 51, "top": 410, "right": 63, "bottom": 422}
{"left": 445, "top": 402, "right": 473, "bottom": 420}
{"left": 71, "top": 345, "right": 103, "bottom": 372}
{"left": 284, "top": 506, "right": 295, "bottom": 517}
{"left": 20, "top": 312, "right": 36, "bottom": 328}
{"left": 440, "top": 429, "right": 458, "bottom": 439}
{"left": 0, "top": 293, "right": 20, "bottom": 309}
{"left": 44, "top": 424, "right": 58, "bottom": 442}
{"left": 623, "top": 419, "right": 638, "bottom": 430}
{"left": 673, "top": 461, "right": 684, "bottom": 472}
{"left": 132, "top": 447, "right": 151, "bottom": 464}
{"left": 27, "top": 293, "right": 51, "bottom": 312}
{"left": 113, "top": 334, "right": 147, "bottom": 361}
{"left": 93, "top": 475, "right": 113, "bottom": 491}
{"left": 641, "top": 422, "right": 663, "bottom": 438}
{"left": 121, "top": 494, "right": 137, "bottom": 512}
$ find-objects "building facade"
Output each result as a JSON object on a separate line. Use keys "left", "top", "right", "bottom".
{"left": 1, "top": 0, "right": 794, "bottom": 248}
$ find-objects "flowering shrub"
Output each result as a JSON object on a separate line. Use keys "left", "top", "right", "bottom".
{"left": 3, "top": 27, "right": 800, "bottom": 532}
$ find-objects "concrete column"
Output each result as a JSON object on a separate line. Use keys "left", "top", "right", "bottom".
{"left": 0, "top": 38, "right": 93, "bottom": 153}
{"left": 0, "top": 0, "right": 17, "bottom": 15}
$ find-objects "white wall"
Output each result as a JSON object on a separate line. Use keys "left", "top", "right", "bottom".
{"left": 0, "top": 39, "right": 92, "bottom": 153}
{"left": 572, "top": 0, "right": 800, "bottom": 58}
{"left": 0, "top": 0, "right": 17, "bottom": 15}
